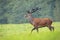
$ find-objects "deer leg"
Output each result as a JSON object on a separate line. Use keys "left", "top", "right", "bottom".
{"left": 47, "top": 25, "right": 52, "bottom": 31}
{"left": 48, "top": 25, "right": 54, "bottom": 31}
{"left": 34, "top": 25, "right": 39, "bottom": 32}
{"left": 31, "top": 27, "right": 35, "bottom": 33}
{"left": 36, "top": 28, "right": 39, "bottom": 32}
{"left": 51, "top": 26, "right": 54, "bottom": 31}
{"left": 48, "top": 27, "right": 52, "bottom": 31}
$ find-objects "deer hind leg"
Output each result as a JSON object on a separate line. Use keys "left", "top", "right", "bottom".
{"left": 51, "top": 26, "right": 54, "bottom": 31}
{"left": 47, "top": 25, "right": 54, "bottom": 31}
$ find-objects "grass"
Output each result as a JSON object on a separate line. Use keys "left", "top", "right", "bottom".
{"left": 0, "top": 22, "right": 60, "bottom": 40}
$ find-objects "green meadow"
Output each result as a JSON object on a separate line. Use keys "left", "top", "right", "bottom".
{"left": 0, "top": 22, "right": 60, "bottom": 40}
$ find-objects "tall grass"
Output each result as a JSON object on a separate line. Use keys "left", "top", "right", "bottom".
{"left": 0, "top": 22, "right": 60, "bottom": 40}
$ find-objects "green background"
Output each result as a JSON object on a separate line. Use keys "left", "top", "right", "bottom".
{"left": 0, "top": 0, "right": 60, "bottom": 24}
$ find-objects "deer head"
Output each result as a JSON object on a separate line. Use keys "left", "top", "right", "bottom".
{"left": 24, "top": 11, "right": 32, "bottom": 19}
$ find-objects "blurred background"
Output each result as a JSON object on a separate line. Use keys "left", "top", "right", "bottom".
{"left": 0, "top": 0, "right": 60, "bottom": 40}
{"left": 0, "top": 0, "right": 60, "bottom": 24}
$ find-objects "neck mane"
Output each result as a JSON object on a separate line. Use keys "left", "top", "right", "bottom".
{"left": 27, "top": 16, "right": 34, "bottom": 23}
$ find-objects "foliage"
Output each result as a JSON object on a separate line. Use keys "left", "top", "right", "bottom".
{"left": 0, "top": 0, "right": 60, "bottom": 23}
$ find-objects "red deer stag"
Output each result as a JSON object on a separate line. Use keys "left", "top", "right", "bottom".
{"left": 25, "top": 12, "right": 54, "bottom": 32}
{"left": 24, "top": 11, "right": 54, "bottom": 33}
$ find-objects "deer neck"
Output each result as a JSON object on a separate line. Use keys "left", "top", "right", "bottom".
{"left": 28, "top": 16, "right": 33, "bottom": 23}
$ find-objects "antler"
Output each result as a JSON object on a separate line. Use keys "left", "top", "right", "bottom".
{"left": 31, "top": 7, "right": 41, "bottom": 13}
{"left": 27, "top": 7, "right": 41, "bottom": 14}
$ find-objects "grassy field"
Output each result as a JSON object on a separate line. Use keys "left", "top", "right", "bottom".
{"left": 0, "top": 22, "right": 60, "bottom": 40}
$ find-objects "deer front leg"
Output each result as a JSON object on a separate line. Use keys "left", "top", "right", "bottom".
{"left": 31, "top": 27, "right": 35, "bottom": 33}
{"left": 35, "top": 25, "right": 39, "bottom": 33}
{"left": 31, "top": 27, "right": 39, "bottom": 33}
{"left": 36, "top": 28, "right": 39, "bottom": 32}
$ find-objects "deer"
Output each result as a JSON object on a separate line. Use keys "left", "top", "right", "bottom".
{"left": 24, "top": 7, "right": 54, "bottom": 33}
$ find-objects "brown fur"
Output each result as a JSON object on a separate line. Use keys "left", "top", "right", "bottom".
{"left": 31, "top": 18, "right": 52, "bottom": 27}
{"left": 24, "top": 13, "right": 54, "bottom": 33}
